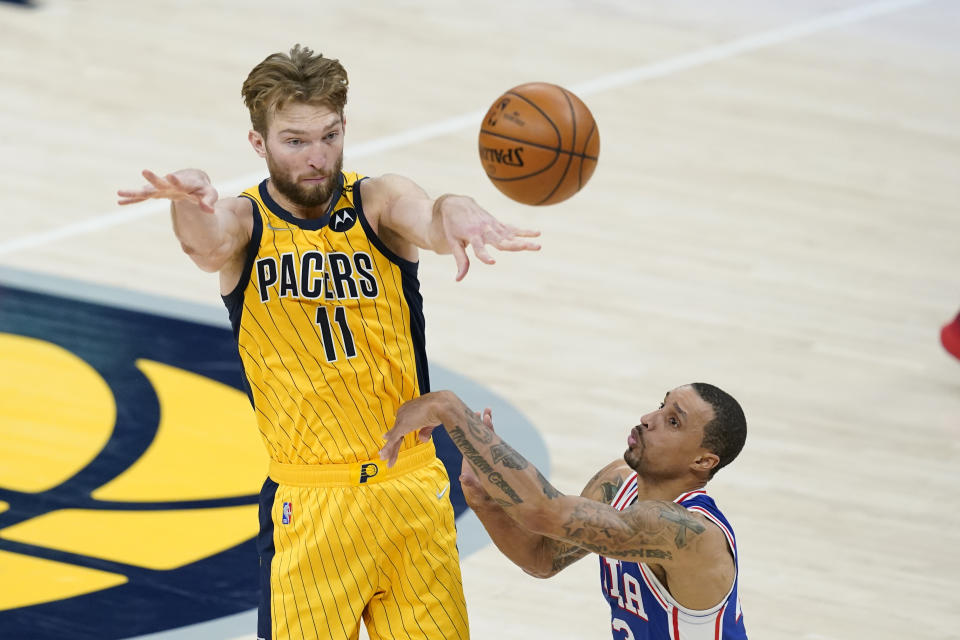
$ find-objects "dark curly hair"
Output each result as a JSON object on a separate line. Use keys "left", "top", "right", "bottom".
{"left": 691, "top": 382, "right": 747, "bottom": 478}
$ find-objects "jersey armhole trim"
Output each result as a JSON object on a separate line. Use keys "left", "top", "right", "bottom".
{"left": 222, "top": 195, "right": 262, "bottom": 304}
{"left": 354, "top": 177, "right": 419, "bottom": 277}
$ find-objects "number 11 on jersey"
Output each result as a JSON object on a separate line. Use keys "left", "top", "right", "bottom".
{"left": 315, "top": 306, "right": 357, "bottom": 362}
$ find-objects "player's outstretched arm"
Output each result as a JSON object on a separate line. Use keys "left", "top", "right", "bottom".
{"left": 117, "top": 169, "right": 251, "bottom": 273}
{"left": 381, "top": 391, "right": 727, "bottom": 572}
{"left": 362, "top": 174, "right": 540, "bottom": 281}
{"left": 463, "top": 430, "right": 631, "bottom": 578}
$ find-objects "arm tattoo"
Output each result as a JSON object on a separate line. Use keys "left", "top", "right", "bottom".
{"left": 657, "top": 503, "right": 706, "bottom": 548}
{"left": 563, "top": 503, "right": 628, "bottom": 542}
{"left": 536, "top": 470, "right": 561, "bottom": 499}
{"left": 448, "top": 426, "right": 523, "bottom": 504}
{"left": 466, "top": 412, "right": 494, "bottom": 444}
{"left": 487, "top": 471, "right": 523, "bottom": 504}
{"left": 555, "top": 500, "right": 704, "bottom": 560}
{"left": 547, "top": 540, "right": 590, "bottom": 573}
{"left": 491, "top": 443, "right": 529, "bottom": 470}
{"left": 583, "top": 468, "right": 625, "bottom": 504}
{"left": 599, "top": 478, "right": 624, "bottom": 504}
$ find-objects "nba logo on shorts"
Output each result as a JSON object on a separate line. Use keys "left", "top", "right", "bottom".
{"left": 282, "top": 501, "right": 293, "bottom": 525}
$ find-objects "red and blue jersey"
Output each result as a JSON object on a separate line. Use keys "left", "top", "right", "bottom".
{"left": 599, "top": 474, "right": 747, "bottom": 640}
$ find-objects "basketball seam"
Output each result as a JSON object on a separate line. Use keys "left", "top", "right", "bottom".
{"left": 535, "top": 90, "right": 578, "bottom": 205}
{"left": 579, "top": 122, "right": 598, "bottom": 190}
{"left": 478, "top": 130, "right": 598, "bottom": 160}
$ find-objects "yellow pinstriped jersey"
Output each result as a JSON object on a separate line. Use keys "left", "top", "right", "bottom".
{"left": 223, "top": 172, "right": 424, "bottom": 465}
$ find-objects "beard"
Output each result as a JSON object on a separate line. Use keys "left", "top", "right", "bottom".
{"left": 266, "top": 152, "right": 343, "bottom": 209}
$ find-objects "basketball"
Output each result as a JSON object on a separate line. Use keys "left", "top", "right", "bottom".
{"left": 478, "top": 82, "right": 599, "bottom": 206}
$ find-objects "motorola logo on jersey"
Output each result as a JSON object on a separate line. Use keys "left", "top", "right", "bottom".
{"left": 329, "top": 206, "right": 358, "bottom": 232}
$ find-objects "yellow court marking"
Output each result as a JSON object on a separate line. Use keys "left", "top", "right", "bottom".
{"left": 92, "top": 359, "right": 267, "bottom": 502}
{"left": 0, "top": 501, "right": 7, "bottom": 513}
{"left": 0, "top": 334, "right": 115, "bottom": 492}
{"left": 0, "top": 504, "right": 259, "bottom": 571}
{"left": 0, "top": 549, "right": 127, "bottom": 611}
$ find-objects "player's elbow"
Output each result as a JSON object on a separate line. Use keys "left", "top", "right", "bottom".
{"left": 519, "top": 503, "right": 560, "bottom": 539}
{"left": 522, "top": 535, "right": 567, "bottom": 579}
{"left": 522, "top": 566, "right": 556, "bottom": 580}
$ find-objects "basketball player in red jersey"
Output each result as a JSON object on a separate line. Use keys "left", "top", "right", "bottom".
{"left": 118, "top": 44, "right": 539, "bottom": 640}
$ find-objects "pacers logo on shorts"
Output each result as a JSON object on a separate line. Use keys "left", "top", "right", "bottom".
{"left": 358, "top": 462, "right": 379, "bottom": 483}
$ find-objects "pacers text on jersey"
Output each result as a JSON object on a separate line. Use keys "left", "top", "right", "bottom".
{"left": 255, "top": 251, "right": 380, "bottom": 303}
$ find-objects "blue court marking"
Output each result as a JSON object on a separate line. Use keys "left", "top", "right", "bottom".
{"left": 0, "top": 268, "right": 548, "bottom": 640}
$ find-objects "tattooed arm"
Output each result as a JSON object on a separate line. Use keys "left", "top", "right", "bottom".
{"left": 464, "top": 452, "right": 631, "bottom": 578}
{"left": 380, "top": 391, "right": 734, "bottom": 604}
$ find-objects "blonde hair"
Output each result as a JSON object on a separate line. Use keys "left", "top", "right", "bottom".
{"left": 241, "top": 44, "right": 349, "bottom": 134}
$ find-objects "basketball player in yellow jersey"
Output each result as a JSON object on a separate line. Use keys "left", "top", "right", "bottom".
{"left": 117, "top": 44, "right": 540, "bottom": 640}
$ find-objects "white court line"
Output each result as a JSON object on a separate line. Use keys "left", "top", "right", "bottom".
{"left": 0, "top": 0, "right": 931, "bottom": 258}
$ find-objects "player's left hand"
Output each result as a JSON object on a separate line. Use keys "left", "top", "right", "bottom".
{"left": 380, "top": 392, "right": 448, "bottom": 467}
{"left": 439, "top": 196, "right": 541, "bottom": 281}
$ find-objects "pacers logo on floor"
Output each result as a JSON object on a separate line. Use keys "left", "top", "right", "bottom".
{"left": 0, "top": 281, "right": 543, "bottom": 639}
{"left": 0, "top": 284, "right": 476, "bottom": 639}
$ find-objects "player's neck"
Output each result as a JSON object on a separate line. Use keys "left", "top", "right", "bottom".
{"left": 265, "top": 179, "right": 332, "bottom": 220}
{"left": 634, "top": 474, "right": 707, "bottom": 503}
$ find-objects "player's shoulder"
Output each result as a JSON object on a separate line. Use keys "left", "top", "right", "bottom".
{"left": 580, "top": 459, "right": 633, "bottom": 504}
{"left": 358, "top": 174, "right": 428, "bottom": 227}
{"left": 360, "top": 173, "right": 427, "bottom": 202}
{"left": 216, "top": 196, "right": 255, "bottom": 237}
{"left": 221, "top": 194, "right": 254, "bottom": 215}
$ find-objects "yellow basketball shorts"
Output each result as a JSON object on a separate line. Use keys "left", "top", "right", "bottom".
{"left": 256, "top": 442, "right": 470, "bottom": 640}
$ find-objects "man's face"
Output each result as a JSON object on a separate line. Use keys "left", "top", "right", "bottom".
{"left": 624, "top": 385, "right": 715, "bottom": 480}
{"left": 252, "top": 101, "right": 345, "bottom": 209}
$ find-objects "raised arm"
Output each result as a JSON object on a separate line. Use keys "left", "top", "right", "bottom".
{"left": 381, "top": 391, "right": 734, "bottom": 605}
{"left": 461, "top": 412, "right": 631, "bottom": 578}
{"left": 359, "top": 174, "right": 540, "bottom": 281}
{"left": 118, "top": 169, "right": 252, "bottom": 283}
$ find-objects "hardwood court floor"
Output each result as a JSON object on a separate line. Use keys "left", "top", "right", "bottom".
{"left": 2, "top": 1, "right": 959, "bottom": 638}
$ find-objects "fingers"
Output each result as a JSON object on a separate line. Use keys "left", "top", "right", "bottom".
{"left": 166, "top": 172, "right": 217, "bottom": 213}
{"left": 491, "top": 237, "right": 542, "bottom": 252}
{"left": 459, "top": 472, "right": 480, "bottom": 490}
{"left": 417, "top": 426, "right": 435, "bottom": 443}
{"left": 165, "top": 172, "right": 185, "bottom": 189}
{"left": 117, "top": 174, "right": 160, "bottom": 204}
{"left": 452, "top": 240, "right": 470, "bottom": 282}
{"left": 470, "top": 237, "right": 496, "bottom": 266}
{"left": 378, "top": 428, "right": 403, "bottom": 467}
{"left": 117, "top": 195, "right": 150, "bottom": 206}
{"left": 117, "top": 170, "right": 172, "bottom": 206}
{"left": 482, "top": 407, "right": 495, "bottom": 431}
{"left": 378, "top": 440, "right": 400, "bottom": 468}
{"left": 504, "top": 225, "right": 541, "bottom": 238}
{"left": 142, "top": 169, "right": 168, "bottom": 189}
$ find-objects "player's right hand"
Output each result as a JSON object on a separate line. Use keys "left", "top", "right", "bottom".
{"left": 459, "top": 408, "right": 495, "bottom": 507}
{"left": 117, "top": 169, "right": 218, "bottom": 213}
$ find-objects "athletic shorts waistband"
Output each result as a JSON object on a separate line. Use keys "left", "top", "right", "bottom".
{"left": 268, "top": 441, "right": 437, "bottom": 487}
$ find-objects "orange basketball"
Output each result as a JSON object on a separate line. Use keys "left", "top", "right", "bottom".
{"left": 478, "top": 82, "right": 599, "bottom": 206}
